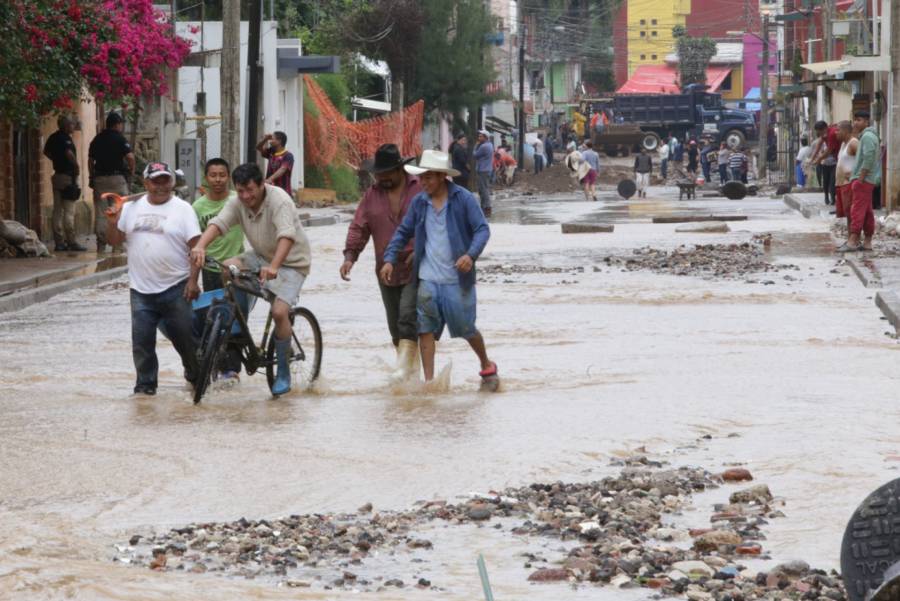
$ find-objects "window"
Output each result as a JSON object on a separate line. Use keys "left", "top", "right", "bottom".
{"left": 640, "top": 31, "right": 646, "bottom": 37}
{"left": 720, "top": 72, "right": 733, "bottom": 92}
{"left": 651, "top": 30, "right": 658, "bottom": 36}
{"left": 651, "top": 19, "right": 658, "bottom": 25}
{"left": 651, "top": 54, "right": 658, "bottom": 59}
{"left": 640, "top": 19, "right": 646, "bottom": 25}
{"left": 640, "top": 54, "right": 646, "bottom": 60}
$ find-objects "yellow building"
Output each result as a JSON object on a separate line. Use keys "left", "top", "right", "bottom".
{"left": 626, "top": 0, "right": 690, "bottom": 77}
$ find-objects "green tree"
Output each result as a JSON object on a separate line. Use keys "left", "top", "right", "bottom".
{"left": 335, "top": 0, "right": 425, "bottom": 110}
{"left": 674, "top": 29, "right": 716, "bottom": 88}
{"left": 411, "top": 0, "right": 496, "bottom": 123}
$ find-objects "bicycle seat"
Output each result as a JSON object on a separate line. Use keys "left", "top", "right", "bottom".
{"left": 231, "top": 272, "right": 275, "bottom": 303}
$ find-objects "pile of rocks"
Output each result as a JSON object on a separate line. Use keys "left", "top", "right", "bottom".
{"left": 599, "top": 242, "right": 800, "bottom": 279}
{"left": 512, "top": 464, "right": 846, "bottom": 600}
{"left": 115, "top": 456, "right": 846, "bottom": 599}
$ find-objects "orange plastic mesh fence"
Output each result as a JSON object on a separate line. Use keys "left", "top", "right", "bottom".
{"left": 303, "top": 75, "right": 425, "bottom": 171}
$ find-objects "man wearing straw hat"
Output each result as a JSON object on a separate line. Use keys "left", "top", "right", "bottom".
{"left": 341, "top": 144, "right": 423, "bottom": 382}
{"left": 380, "top": 150, "right": 498, "bottom": 388}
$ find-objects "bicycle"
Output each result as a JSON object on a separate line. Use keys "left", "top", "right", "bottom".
{"left": 192, "top": 258, "right": 322, "bottom": 404}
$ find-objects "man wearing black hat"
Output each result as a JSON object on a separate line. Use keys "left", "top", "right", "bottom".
{"left": 341, "top": 144, "right": 423, "bottom": 382}
{"left": 89, "top": 111, "right": 136, "bottom": 253}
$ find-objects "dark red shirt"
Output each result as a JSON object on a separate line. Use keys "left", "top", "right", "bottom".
{"left": 262, "top": 148, "right": 294, "bottom": 195}
{"left": 343, "top": 176, "right": 422, "bottom": 286}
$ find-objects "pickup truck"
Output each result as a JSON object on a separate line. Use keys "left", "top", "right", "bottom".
{"left": 589, "top": 85, "right": 758, "bottom": 155}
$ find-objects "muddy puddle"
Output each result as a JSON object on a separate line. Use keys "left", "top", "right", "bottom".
{"left": 1, "top": 199, "right": 898, "bottom": 600}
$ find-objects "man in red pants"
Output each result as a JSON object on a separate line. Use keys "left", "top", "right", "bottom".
{"left": 838, "top": 110, "right": 881, "bottom": 253}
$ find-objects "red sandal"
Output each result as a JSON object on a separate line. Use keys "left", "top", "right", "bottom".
{"left": 479, "top": 362, "right": 498, "bottom": 378}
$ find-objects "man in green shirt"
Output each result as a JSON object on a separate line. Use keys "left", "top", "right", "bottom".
{"left": 193, "top": 158, "right": 244, "bottom": 290}
{"left": 840, "top": 110, "right": 882, "bottom": 253}
{"left": 192, "top": 157, "right": 244, "bottom": 379}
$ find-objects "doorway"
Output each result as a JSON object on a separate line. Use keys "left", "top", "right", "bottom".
{"left": 12, "top": 127, "right": 31, "bottom": 226}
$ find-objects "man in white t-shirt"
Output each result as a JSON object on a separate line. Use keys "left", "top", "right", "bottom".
{"left": 106, "top": 161, "right": 202, "bottom": 396}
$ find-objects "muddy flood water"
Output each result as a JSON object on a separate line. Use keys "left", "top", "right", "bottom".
{"left": 2, "top": 192, "right": 900, "bottom": 600}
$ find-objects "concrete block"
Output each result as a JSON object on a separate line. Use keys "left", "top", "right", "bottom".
{"left": 296, "top": 188, "right": 337, "bottom": 206}
{"left": 302, "top": 216, "right": 340, "bottom": 228}
{"left": 652, "top": 215, "right": 748, "bottom": 224}
{"left": 675, "top": 221, "right": 731, "bottom": 233}
{"left": 561, "top": 223, "right": 614, "bottom": 234}
{"left": 876, "top": 290, "right": 900, "bottom": 332}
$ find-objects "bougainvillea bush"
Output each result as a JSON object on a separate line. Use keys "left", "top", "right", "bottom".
{"left": 0, "top": 0, "right": 191, "bottom": 126}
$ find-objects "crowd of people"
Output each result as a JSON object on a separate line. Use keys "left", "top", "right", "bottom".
{"left": 47, "top": 111, "right": 500, "bottom": 399}
{"left": 43, "top": 105, "right": 886, "bottom": 397}
{"left": 794, "top": 111, "right": 881, "bottom": 252}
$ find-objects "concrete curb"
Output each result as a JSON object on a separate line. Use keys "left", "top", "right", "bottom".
{"left": 0, "top": 265, "right": 127, "bottom": 315}
{"left": 876, "top": 291, "right": 900, "bottom": 333}
{"left": 783, "top": 194, "right": 830, "bottom": 220}
{"left": 846, "top": 257, "right": 881, "bottom": 288}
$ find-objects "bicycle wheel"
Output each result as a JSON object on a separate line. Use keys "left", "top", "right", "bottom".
{"left": 193, "top": 312, "right": 225, "bottom": 404}
{"left": 266, "top": 307, "right": 323, "bottom": 393}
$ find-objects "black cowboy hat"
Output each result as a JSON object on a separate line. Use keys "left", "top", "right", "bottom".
{"left": 361, "top": 143, "right": 414, "bottom": 174}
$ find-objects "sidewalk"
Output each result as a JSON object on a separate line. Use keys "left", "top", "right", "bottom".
{"left": 0, "top": 205, "right": 352, "bottom": 315}
{"left": 0, "top": 248, "right": 128, "bottom": 314}
{"left": 783, "top": 190, "right": 900, "bottom": 333}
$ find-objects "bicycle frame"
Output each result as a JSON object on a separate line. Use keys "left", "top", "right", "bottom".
{"left": 204, "top": 276, "right": 276, "bottom": 376}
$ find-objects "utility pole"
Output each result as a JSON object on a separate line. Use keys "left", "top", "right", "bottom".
{"left": 197, "top": 0, "right": 207, "bottom": 165}
{"left": 889, "top": 0, "right": 900, "bottom": 211}
{"left": 220, "top": 0, "right": 241, "bottom": 169}
{"left": 758, "top": 14, "right": 770, "bottom": 181}
{"left": 245, "top": 0, "right": 263, "bottom": 164}
{"left": 517, "top": 25, "right": 526, "bottom": 165}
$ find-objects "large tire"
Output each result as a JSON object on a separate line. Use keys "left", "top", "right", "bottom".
{"left": 193, "top": 312, "right": 225, "bottom": 404}
{"left": 724, "top": 129, "right": 746, "bottom": 149}
{"left": 641, "top": 132, "right": 661, "bottom": 151}
{"left": 266, "top": 307, "right": 323, "bottom": 394}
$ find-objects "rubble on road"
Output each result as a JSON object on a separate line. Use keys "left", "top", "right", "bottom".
{"left": 599, "top": 239, "right": 800, "bottom": 280}
{"left": 113, "top": 454, "right": 847, "bottom": 600}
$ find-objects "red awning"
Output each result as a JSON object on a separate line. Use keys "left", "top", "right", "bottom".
{"left": 617, "top": 64, "right": 732, "bottom": 94}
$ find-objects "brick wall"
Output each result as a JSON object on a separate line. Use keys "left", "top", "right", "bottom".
{"left": 0, "top": 121, "right": 49, "bottom": 237}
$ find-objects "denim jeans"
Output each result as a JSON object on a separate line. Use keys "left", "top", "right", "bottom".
{"left": 719, "top": 164, "right": 729, "bottom": 183}
{"left": 476, "top": 171, "right": 492, "bottom": 212}
{"left": 130, "top": 279, "right": 198, "bottom": 390}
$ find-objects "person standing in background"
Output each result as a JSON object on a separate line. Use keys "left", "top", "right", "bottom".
{"left": 474, "top": 130, "right": 494, "bottom": 217}
{"left": 44, "top": 114, "right": 87, "bottom": 252}
{"left": 89, "top": 111, "right": 135, "bottom": 253}
{"left": 256, "top": 131, "right": 295, "bottom": 197}
{"left": 450, "top": 133, "right": 470, "bottom": 190}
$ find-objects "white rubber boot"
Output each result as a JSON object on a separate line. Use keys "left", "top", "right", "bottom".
{"left": 390, "top": 339, "right": 419, "bottom": 383}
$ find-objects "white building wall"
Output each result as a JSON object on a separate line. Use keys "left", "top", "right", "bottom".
{"left": 176, "top": 21, "right": 299, "bottom": 188}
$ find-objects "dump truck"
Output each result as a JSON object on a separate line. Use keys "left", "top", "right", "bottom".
{"left": 589, "top": 84, "right": 758, "bottom": 156}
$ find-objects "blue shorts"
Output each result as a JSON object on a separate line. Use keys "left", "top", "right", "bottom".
{"left": 417, "top": 280, "right": 478, "bottom": 340}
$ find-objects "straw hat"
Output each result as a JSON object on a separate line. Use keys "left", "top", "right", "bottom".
{"left": 404, "top": 149, "right": 461, "bottom": 177}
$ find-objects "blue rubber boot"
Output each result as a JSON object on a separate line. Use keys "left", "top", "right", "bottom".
{"left": 271, "top": 336, "right": 293, "bottom": 396}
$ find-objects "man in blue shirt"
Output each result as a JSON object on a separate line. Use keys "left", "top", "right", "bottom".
{"left": 473, "top": 130, "right": 494, "bottom": 217}
{"left": 381, "top": 149, "right": 497, "bottom": 387}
